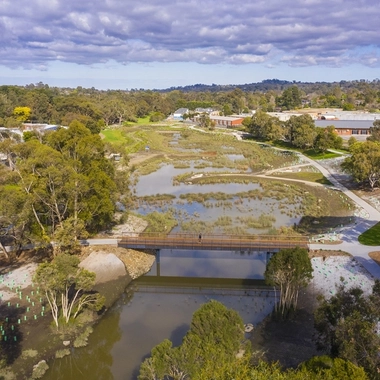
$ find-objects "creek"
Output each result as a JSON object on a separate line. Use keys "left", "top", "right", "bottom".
{"left": 43, "top": 249, "right": 275, "bottom": 379}
{"left": 43, "top": 149, "right": 309, "bottom": 379}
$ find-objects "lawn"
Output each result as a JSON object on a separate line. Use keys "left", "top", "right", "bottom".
{"left": 101, "top": 129, "right": 125, "bottom": 143}
{"left": 358, "top": 222, "right": 380, "bottom": 245}
{"left": 269, "top": 141, "right": 342, "bottom": 160}
{"left": 303, "top": 149, "right": 342, "bottom": 160}
{"left": 270, "top": 171, "right": 332, "bottom": 185}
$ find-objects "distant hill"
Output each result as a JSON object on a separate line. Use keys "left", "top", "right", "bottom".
{"left": 154, "top": 79, "right": 380, "bottom": 93}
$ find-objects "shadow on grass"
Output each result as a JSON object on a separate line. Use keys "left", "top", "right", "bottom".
{"left": 297, "top": 215, "right": 353, "bottom": 235}
{"left": 358, "top": 222, "right": 380, "bottom": 246}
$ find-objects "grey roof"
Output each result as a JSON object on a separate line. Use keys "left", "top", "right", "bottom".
{"left": 315, "top": 120, "right": 374, "bottom": 130}
{"left": 173, "top": 108, "right": 189, "bottom": 114}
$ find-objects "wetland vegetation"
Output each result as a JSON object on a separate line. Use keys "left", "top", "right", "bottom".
{"left": 115, "top": 124, "right": 355, "bottom": 237}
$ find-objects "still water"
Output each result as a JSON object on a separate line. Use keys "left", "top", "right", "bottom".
{"left": 44, "top": 249, "right": 275, "bottom": 379}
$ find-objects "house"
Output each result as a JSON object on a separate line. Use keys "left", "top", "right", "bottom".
{"left": 173, "top": 108, "right": 189, "bottom": 120}
{"left": 194, "top": 108, "right": 219, "bottom": 116}
{"left": 23, "top": 123, "right": 60, "bottom": 132}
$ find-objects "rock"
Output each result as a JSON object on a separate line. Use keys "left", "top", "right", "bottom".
{"left": 63, "top": 341, "right": 70, "bottom": 346}
{"left": 116, "top": 250, "right": 156, "bottom": 279}
{"left": 79, "top": 252, "right": 127, "bottom": 284}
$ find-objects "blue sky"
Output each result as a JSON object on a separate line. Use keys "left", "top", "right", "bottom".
{"left": 1, "top": 0, "right": 379, "bottom": 90}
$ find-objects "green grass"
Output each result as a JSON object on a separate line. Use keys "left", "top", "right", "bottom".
{"left": 269, "top": 141, "right": 342, "bottom": 160}
{"left": 358, "top": 222, "right": 380, "bottom": 245}
{"left": 302, "top": 149, "right": 341, "bottom": 160}
{"left": 135, "top": 116, "right": 151, "bottom": 124}
{"left": 101, "top": 129, "right": 125, "bottom": 143}
{"left": 270, "top": 171, "right": 332, "bottom": 185}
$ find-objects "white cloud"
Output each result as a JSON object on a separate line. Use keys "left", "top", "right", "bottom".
{"left": 0, "top": 0, "right": 379, "bottom": 71}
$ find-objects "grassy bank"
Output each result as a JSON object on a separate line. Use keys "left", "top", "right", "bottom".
{"left": 358, "top": 222, "right": 380, "bottom": 245}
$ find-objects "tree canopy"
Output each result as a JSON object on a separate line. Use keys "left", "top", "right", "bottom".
{"left": 342, "top": 140, "right": 380, "bottom": 190}
{"left": 246, "top": 110, "right": 283, "bottom": 141}
{"left": 265, "top": 247, "right": 313, "bottom": 318}
{"left": 139, "top": 300, "right": 367, "bottom": 380}
{"left": 314, "top": 280, "right": 380, "bottom": 378}
{"left": 285, "top": 114, "right": 317, "bottom": 149}
{"left": 33, "top": 254, "right": 104, "bottom": 328}
{"left": 0, "top": 121, "right": 116, "bottom": 256}
{"left": 139, "top": 300, "right": 249, "bottom": 380}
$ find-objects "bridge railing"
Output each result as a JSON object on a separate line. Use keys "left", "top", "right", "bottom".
{"left": 120, "top": 231, "right": 308, "bottom": 241}
{"left": 118, "top": 232, "right": 309, "bottom": 250}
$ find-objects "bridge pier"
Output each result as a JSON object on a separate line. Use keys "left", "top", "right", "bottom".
{"left": 155, "top": 249, "right": 161, "bottom": 277}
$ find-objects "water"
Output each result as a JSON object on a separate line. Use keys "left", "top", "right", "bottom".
{"left": 43, "top": 250, "right": 275, "bottom": 380}
{"left": 134, "top": 163, "right": 250, "bottom": 197}
{"left": 132, "top": 162, "right": 302, "bottom": 233}
{"left": 43, "top": 143, "right": 296, "bottom": 378}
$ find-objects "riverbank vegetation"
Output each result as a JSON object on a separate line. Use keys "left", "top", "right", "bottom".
{"left": 315, "top": 280, "right": 380, "bottom": 378}
{"left": 265, "top": 247, "right": 313, "bottom": 319}
{"left": 33, "top": 254, "right": 104, "bottom": 329}
{"left": 139, "top": 300, "right": 367, "bottom": 380}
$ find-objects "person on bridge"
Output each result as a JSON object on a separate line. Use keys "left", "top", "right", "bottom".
{"left": 198, "top": 233, "right": 202, "bottom": 243}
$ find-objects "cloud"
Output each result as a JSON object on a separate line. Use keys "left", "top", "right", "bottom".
{"left": 0, "top": 0, "right": 379, "bottom": 70}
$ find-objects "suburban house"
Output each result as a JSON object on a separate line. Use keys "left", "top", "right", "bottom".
{"left": 194, "top": 108, "right": 219, "bottom": 116}
{"left": 173, "top": 108, "right": 189, "bottom": 120}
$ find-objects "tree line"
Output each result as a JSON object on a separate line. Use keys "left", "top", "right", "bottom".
{"left": 244, "top": 111, "right": 380, "bottom": 191}
{"left": 0, "top": 120, "right": 123, "bottom": 258}
{"left": 1, "top": 80, "right": 380, "bottom": 131}
{"left": 244, "top": 111, "right": 344, "bottom": 151}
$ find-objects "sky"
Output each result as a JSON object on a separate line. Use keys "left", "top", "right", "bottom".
{"left": 1, "top": 0, "right": 379, "bottom": 90}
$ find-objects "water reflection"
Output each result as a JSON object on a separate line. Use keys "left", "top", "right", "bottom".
{"left": 43, "top": 250, "right": 275, "bottom": 380}
{"left": 134, "top": 164, "right": 250, "bottom": 197}
{"left": 149, "top": 249, "right": 267, "bottom": 279}
{"left": 44, "top": 307, "right": 123, "bottom": 380}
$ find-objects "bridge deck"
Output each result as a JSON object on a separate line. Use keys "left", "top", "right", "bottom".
{"left": 118, "top": 233, "right": 309, "bottom": 252}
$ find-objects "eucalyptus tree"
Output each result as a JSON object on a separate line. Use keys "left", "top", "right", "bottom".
{"left": 368, "top": 119, "right": 380, "bottom": 142}
{"left": 342, "top": 140, "right": 380, "bottom": 190}
{"left": 139, "top": 300, "right": 248, "bottom": 380}
{"left": 314, "top": 126, "right": 343, "bottom": 152}
{"left": 314, "top": 281, "right": 380, "bottom": 378}
{"left": 247, "top": 110, "right": 283, "bottom": 141}
{"left": 33, "top": 254, "right": 104, "bottom": 328}
{"left": 0, "top": 121, "right": 116, "bottom": 251}
{"left": 265, "top": 247, "right": 313, "bottom": 318}
{"left": 285, "top": 114, "right": 317, "bottom": 149}
{"left": 45, "top": 121, "right": 116, "bottom": 232}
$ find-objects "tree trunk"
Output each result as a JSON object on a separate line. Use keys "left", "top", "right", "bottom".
{"left": 0, "top": 240, "right": 10, "bottom": 261}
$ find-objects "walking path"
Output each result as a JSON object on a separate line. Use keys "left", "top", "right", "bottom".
{"left": 293, "top": 153, "right": 380, "bottom": 279}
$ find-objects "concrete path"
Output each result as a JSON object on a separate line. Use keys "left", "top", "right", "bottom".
{"left": 293, "top": 153, "right": 380, "bottom": 279}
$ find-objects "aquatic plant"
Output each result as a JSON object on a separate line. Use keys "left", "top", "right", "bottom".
{"left": 73, "top": 326, "right": 94, "bottom": 348}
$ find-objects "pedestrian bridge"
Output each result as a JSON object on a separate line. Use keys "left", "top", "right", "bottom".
{"left": 118, "top": 233, "right": 309, "bottom": 252}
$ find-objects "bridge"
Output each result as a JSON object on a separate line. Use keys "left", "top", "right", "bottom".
{"left": 118, "top": 233, "right": 309, "bottom": 252}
